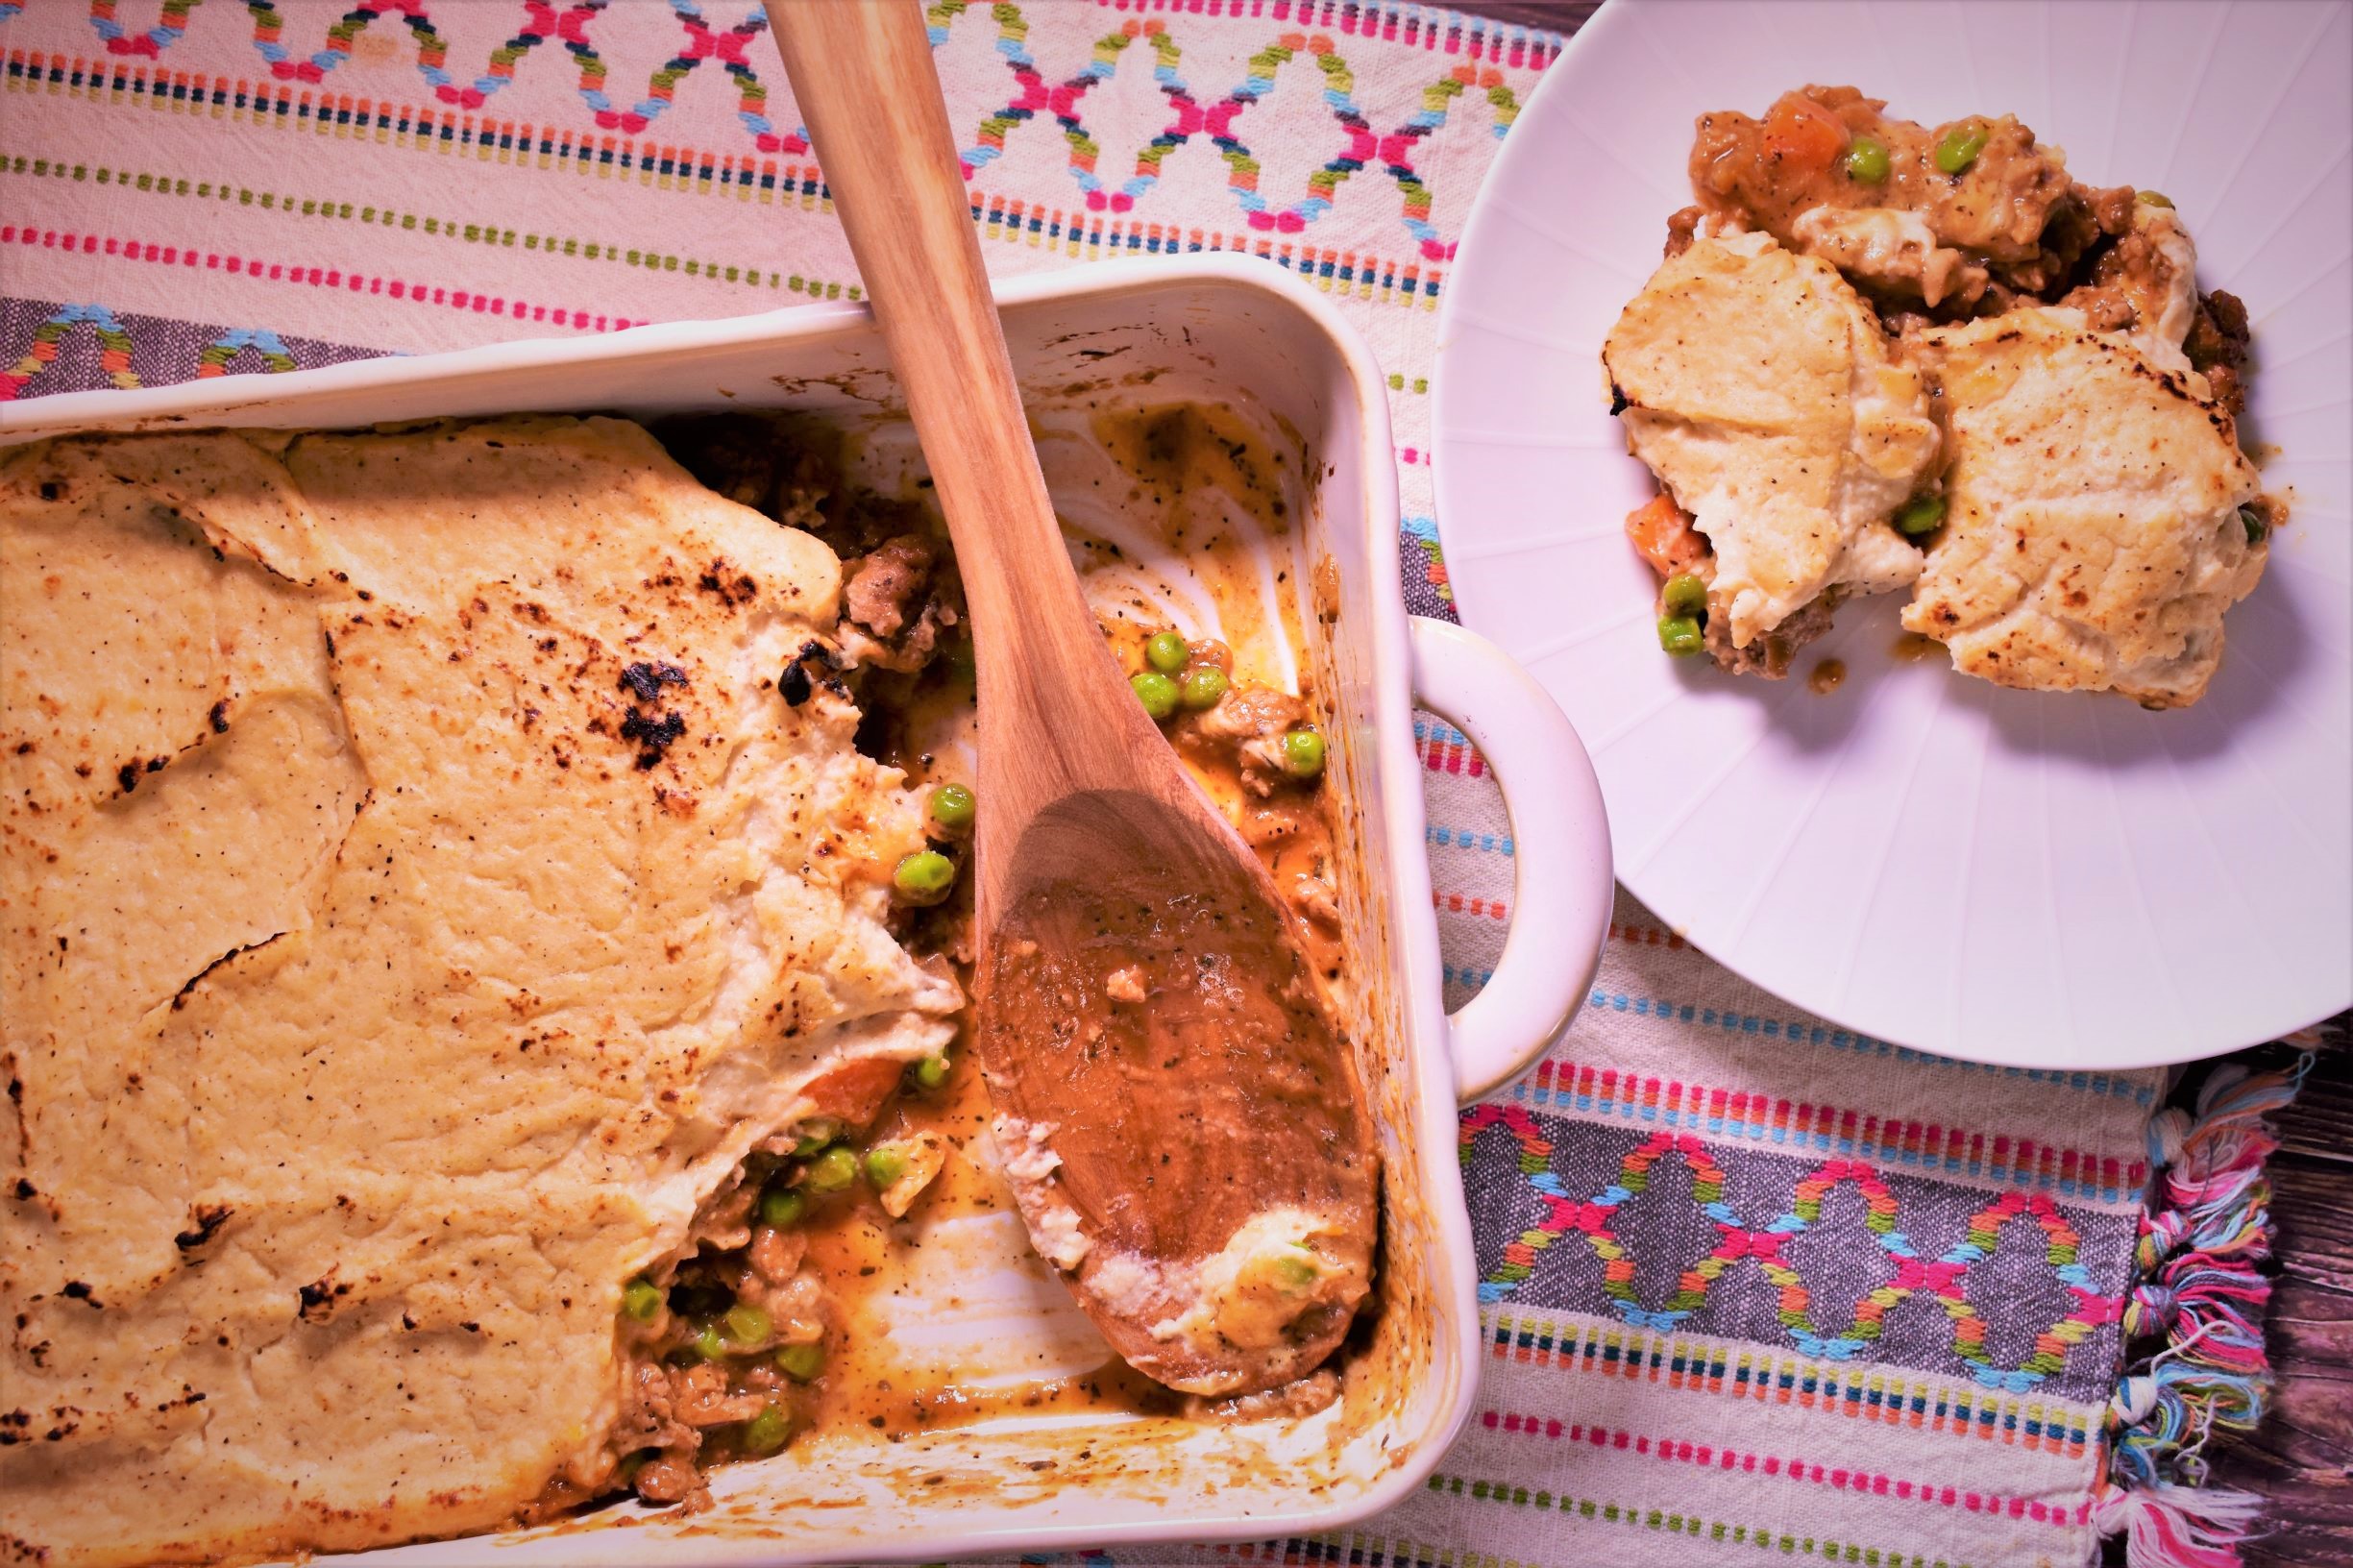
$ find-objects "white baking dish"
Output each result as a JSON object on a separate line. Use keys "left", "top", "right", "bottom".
{"left": 0, "top": 255, "right": 1611, "bottom": 1563}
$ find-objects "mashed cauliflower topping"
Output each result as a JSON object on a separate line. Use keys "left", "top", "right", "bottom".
{"left": 1903, "top": 308, "right": 2265, "bottom": 707}
{"left": 1604, "top": 231, "right": 1941, "bottom": 649}
{"left": 1145, "top": 1207, "right": 1374, "bottom": 1360}
{"left": 0, "top": 419, "right": 962, "bottom": 1565}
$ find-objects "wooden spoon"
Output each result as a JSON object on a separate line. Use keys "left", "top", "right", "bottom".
{"left": 775, "top": 1, "right": 1376, "bottom": 1397}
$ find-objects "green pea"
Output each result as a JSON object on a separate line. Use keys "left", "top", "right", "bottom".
{"left": 927, "top": 781, "right": 975, "bottom": 832}
{"left": 1179, "top": 665, "right": 1229, "bottom": 711}
{"left": 2240, "top": 504, "right": 2267, "bottom": 545}
{"left": 692, "top": 1323, "right": 727, "bottom": 1362}
{"left": 911, "top": 1054, "right": 951, "bottom": 1091}
{"left": 1844, "top": 135, "right": 1890, "bottom": 184}
{"left": 791, "top": 1118, "right": 841, "bottom": 1158}
{"left": 803, "top": 1144, "right": 859, "bottom": 1194}
{"left": 893, "top": 848, "right": 956, "bottom": 902}
{"left": 741, "top": 1402, "right": 791, "bottom": 1454}
{"left": 1933, "top": 120, "right": 1988, "bottom": 175}
{"left": 2138, "top": 189, "right": 2174, "bottom": 209}
{"left": 1661, "top": 573, "right": 1708, "bottom": 618}
{"left": 776, "top": 1341, "right": 824, "bottom": 1382}
{"left": 725, "top": 1302, "right": 772, "bottom": 1344}
{"left": 1145, "top": 629, "right": 1190, "bottom": 674}
{"left": 863, "top": 1144, "right": 907, "bottom": 1189}
{"left": 1657, "top": 615, "right": 1703, "bottom": 657}
{"left": 1131, "top": 670, "right": 1180, "bottom": 721}
{"left": 1894, "top": 494, "right": 1948, "bottom": 536}
{"left": 1280, "top": 726, "right": 1326, "bottom": 779}
{"left": 1274, "top": 1255, "right": 1319, "bottom": 1290}
{"left": 622, "top": 1279, "right": 665, "bottom": 1321}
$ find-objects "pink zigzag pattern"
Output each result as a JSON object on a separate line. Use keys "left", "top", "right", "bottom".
{"left": 65, "top": 0, "right": 1527, "bottom": 255}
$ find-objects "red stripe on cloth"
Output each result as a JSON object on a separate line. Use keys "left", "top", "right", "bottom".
{"left": 1417, "top": 734, "right": 1487, "bottom": 777}
{"left": 1484, "top": 1326, "right": 2092, "bottom": 1459}
{"left": 1608, "top": 920, "right": 1689, "bottom": 949}
{"left": 1435, "top": 891, "right": 1510, "bottom": 922}
{"left": 0, "top": 227, "right": 636, "bottom": 332}
{"left": 1481, "top": 1409, "right": 2093, "bottom": 1527}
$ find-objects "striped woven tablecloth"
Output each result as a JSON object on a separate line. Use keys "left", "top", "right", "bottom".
{"left": 0, "top": 4, "right": 2300, "bottom": 1564}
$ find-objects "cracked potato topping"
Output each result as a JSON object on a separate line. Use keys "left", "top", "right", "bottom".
{"left": 1902, "top": 309, "right": 2266, "bottom": 707}
{"left": 1605, "top": 230, "right": 1942, "bottom": 651}
{"left": 0, "top": 418, "right": 960, "bottom": 1566}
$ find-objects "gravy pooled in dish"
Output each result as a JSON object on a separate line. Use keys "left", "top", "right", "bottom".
{"left": 0, "top": 404, "right": 1368, "bottom": 1562}
{"left": 1608, "top": 86, "right": 2281, "bottom": 707}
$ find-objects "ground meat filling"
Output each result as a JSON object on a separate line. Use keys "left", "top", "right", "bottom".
{"left": 1680, "top": 86, "right": 2218, "bottom": 330}
{"left": 659, "top": 414, "right": 966, "bottom": 679}
{"left": 1624, "top": 495, "right": 1836, "bottom": 681}
{"left": 609, "top": 1149, "right": 832, "bottom": 1508}
{"left": 2184, "top": 288, "right": 2254, "bottom": 417}
{"left": 839, "top": 532, "right": 957, "bottom": 673}
{"left": 1703, "top": 590, "right": 1837, "bottom": 678}
{"left": 1689, "top": 86, "right": 2096, "bottom": 310}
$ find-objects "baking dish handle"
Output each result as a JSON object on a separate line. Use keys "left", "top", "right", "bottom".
{"left": 1408, "top": 616, "right": 1613, "bottom": 1103}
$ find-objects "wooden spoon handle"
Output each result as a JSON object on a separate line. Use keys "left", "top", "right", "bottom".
{"left": 773, "top": 1, "right": 1142, "bottom": 879}
{"left": 771, "top": 1, "right": 1052, "bottom": 597}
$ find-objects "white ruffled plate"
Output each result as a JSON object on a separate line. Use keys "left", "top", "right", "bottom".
{"left": 1434, "top": 0, "right": 2351, "bottom": 1068}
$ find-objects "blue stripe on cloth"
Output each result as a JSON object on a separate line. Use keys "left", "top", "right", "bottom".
{"left": 1428, "top": 824, "right": 1515, "bottom": 855}
{"left": 1581, "top": 990, "right": 2155, "bottom": 1105}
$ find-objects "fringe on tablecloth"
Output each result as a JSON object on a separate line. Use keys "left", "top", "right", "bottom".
{"left": 2093, "top": 1041, "right": 2321, "bottom": 1566}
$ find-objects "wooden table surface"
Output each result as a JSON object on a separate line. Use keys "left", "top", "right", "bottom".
{"left": 1448, "top": 5, "right": 2351, "bottom": 1562}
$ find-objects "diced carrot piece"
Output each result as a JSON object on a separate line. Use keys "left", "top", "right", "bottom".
{"left": 1625, "top": 493, "right": 1711, "bottom": 578}
{"left": 801, "top": 1056, "right": 906, "bottom": 1128}
{"left": 1762, "top": 92, "right": 1848, "bottom": 172}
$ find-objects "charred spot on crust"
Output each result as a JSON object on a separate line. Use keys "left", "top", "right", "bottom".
{"left": 12, "top": 1179, "right": 33, "bottom": 1201}
{"left": 619, "top": 662, "right": 690, "bottom": 702}
{"left": 116, "top": 762, "right": 142, "bottom": 794}
{"left": 60, "top": 1281, "right": 98, "bottom": 1308}
{"left": 698, "top": 560, "right": 759, "bottom": 606}
{"left": 619, "top": 709, "right": 687, "bottom": 770}
{"left": 175, "top": 1204, "right": 233, "bottom": 1252}
{"left": 297, "top": 1274, "right": 350, "bottom": 1321}
{"left": 208, "top": 700, "right": 231, "bottom": 734}
{"left": 778, "top": 639, "right": 847, "bottom": 709}
{"left": 778, "top": 660, "right": 813, "bottom": 707}
{"left": 1608, "top": 383, "right": 1631, "bottom": 416}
